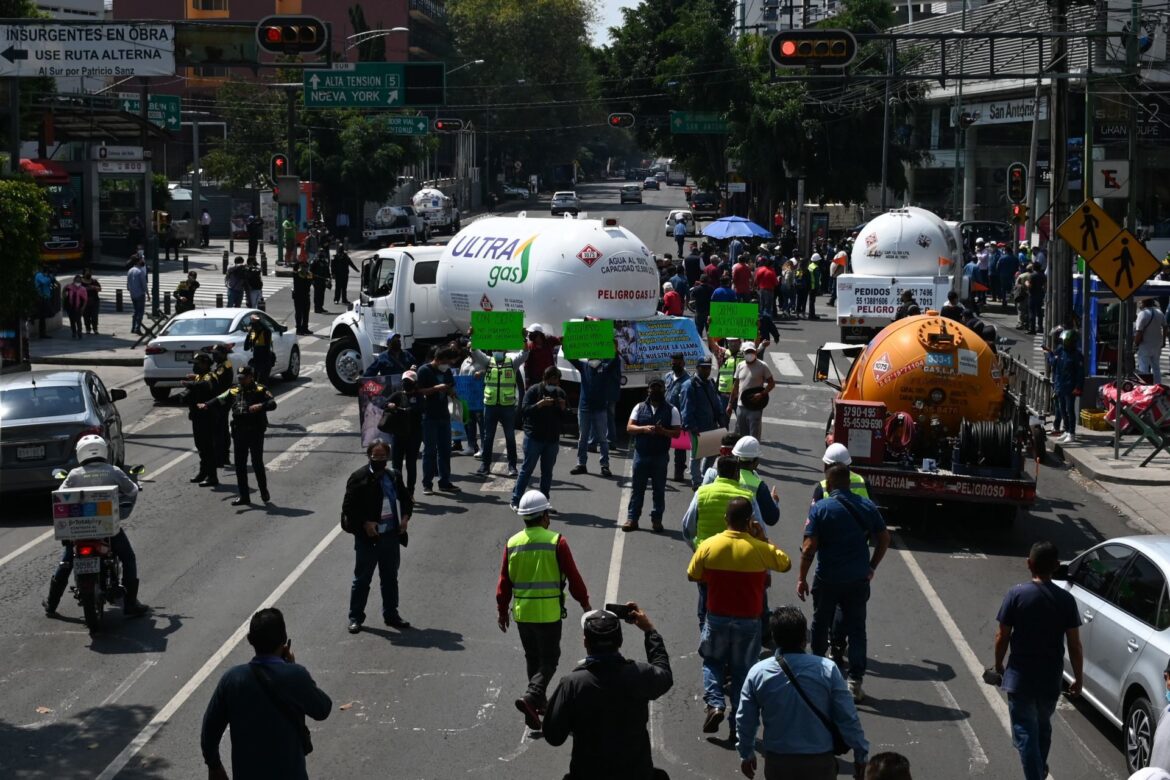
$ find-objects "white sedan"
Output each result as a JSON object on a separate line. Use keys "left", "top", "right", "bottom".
{"left": 664, "top": 209, "right": 696, "bottom": 236}
{"left": 142, "top": 308, "right": 300, "bottom": 401}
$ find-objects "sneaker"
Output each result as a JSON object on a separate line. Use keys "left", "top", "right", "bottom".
{"left": 1057, "top": 433, "right": 1074, "bottom": 444}
{"left": 473, "top": 450, "right": 483, "bottom": 460}
{"left": 570, "top": 464, "right": 587, "bottom": 475}
{"left": 422, "top": 486, "right": 435, "bottom": 496}
{"left": 509, "top": 502, "right": 519, "bottom": 512}
{"left": 437, "top": 482, "right": 460, "bottom": 492}
{"left": 507, "top": 466, "right": 518, "bottom": 478}
{"left": 600, "top": 466, "right": 612, "bottom": 477}
{"left": 848, "top": 678, "right": 864, "bottom": 703}
{"left": 702, "top": 705, "right": 725, "bottom": 733}
{"left": 475, "top": 466, "right": 489, "bottom": 476}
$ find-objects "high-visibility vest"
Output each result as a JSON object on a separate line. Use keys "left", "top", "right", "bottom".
{"left": 819, "top": 473, "right": 871, "bottom": 500}
{"left": 717, "top": 355, "right": 743, "bottom": 394}
{"left": 507, "top": 526, "right": 564, "bottom": 624}
{"left": 740, "top": 469, "right": 761, "bottom": 493}
{"left": 694, "top": 477, "right": 754, "bottom": 548}
{"left": 484, "top": 359, "right": 517, "bottom": 407}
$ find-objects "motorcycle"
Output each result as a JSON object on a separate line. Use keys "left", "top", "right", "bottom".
{"left": 51, "top": 465, "right": 143, "bottom": 632}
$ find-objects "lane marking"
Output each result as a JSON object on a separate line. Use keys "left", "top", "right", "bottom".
{"left": 267, "top": 418, "right": 356, "bottom": 472}
{"left": 0, "top": 530, "right": 55, "bottom": 569}
{"left": 603, "top": 459, "right": 635, "bottom": 606}
{"left": 95, "top": 522, "right": 345, "bottom": 780}
{"left": 768, "top": 352, "right": 803, "bottom": 377}
{"left": 932, "top": 680, "right": 989, "bottom": 773}
{"left": 124, "top": 407, "right": 185, "bottom": 436}
{"left": 806, "top": 353, "right": 818, "bottom": 367}
{"left": 100, "top": 659, "right": 158, "bottom": 707}
{"left": 763, "top": 416, "right": 826, "bottom": 430}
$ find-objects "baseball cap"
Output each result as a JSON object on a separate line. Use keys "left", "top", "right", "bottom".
{"left": 385, "top": 331, "right": 399, "bottom": 345}
{"left": 742, "top": 341, "right": 758, "bottom": 353}
{"left": 527, "top": 323, "right": 546, "bottom": 335}
{"left": 402, "top": 370, "right": 418, "bottom": 382}
{"left": 581, "top": 609, "right": 623, "bottom": 651}
{"left": 696, "top": 356, "right": 713, "bottom": 367}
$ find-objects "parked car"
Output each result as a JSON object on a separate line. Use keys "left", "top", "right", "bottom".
{"left": 664, "top": 209, "right": 695, "bottom": 236}
{"left": 620, "top": 184, "right": 643, "bottom": 204}
{"left": 1056, "top": 536, "right": 1170, "bottom": 773}
{"left": 655, "top": 171, "right": 667, "bottom": 183}
{"left": 0, "top": 370, "right": 127, "bottom": 493}
{"left": 643, "top": 177, "right": 660, "bottom": 191}
{"left": 498, "top": 183, "right": 531, "bottom": 200}
{"left": 689, "top": 191, "right": 720, "bottom": 218}
{"left": 550, "top": 191, "right": 580, "bottom": 216}
{"left": 142, "top": 308, "right": 300, "bottom": 401}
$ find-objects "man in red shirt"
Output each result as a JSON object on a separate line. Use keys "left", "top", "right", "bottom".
{"left": 521, "top": 323, "right": 561, "bottom": 390}
{"left": 732, "top": 256, "right": 753, "bottom": 302}
{"left": 754, "top": 257, "right": 778, "bottom": 318}
{"left": 662, "top": 282, "right": 684, "bottom": 316}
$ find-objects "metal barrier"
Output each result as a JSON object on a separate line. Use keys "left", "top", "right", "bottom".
{"left": 999, "top": 350, "right": 1052, "bottom": 418}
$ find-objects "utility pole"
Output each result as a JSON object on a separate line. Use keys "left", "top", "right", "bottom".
{"left": 7, "top": 78, "right": 18, "bottom": 175}
{"left": 1081, "top": 66, "right": 1094, "bottom": 369}
{"left": 1024, "top": 74, "right": 1042, "bottom": 242}
{"left": 1046, "top": 0, "right": 1070, "bottom": 339}
{"left": 880, "top": 41, "right": 894, "bottom": 211}
{"left": 141, "top": 78, "right": 157, "bottom": 314}
{"left": 1117, "top": 0, "right": 1142, "bottom": 458}
{"left": 951, "top": 0, "right": 967, "bottom": 219}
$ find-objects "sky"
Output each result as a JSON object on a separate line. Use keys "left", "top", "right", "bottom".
{"left": 590, "top": 0, "right": 638, "bottom": 46}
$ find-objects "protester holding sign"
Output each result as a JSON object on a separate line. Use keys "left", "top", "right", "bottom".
{"left": 570, "top": 357, "right": 619, "bottom": 478}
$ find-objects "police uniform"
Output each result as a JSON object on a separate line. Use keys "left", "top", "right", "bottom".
{"left": 209, "top": 369, "right": 276, "bottom": 505}
{"left": 292, "top": 263, "right": 313, "bottom": 334}
{"left": 310, "top": 252, "right": 330, "bottom": 313}
{"left": 180, "top": 358, "right": 220, "bottom": 485}
{"left": 244, "top": 317, "right": 275, "bottom": 383}
{"left": 210, "top": 348, "right": 234, "bottom": 467}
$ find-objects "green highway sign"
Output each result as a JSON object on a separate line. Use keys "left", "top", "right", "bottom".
{"left": 116, "top": 92, "right": 181, "bottom": 132}
{"left": 304, "top": 63, "right": 403, "bottom": 109}
{"left": 386, "top": 115, "right": 429, "bottom": 136}
{"left": 670, "top": 111, "right": 728, "bottom": 135}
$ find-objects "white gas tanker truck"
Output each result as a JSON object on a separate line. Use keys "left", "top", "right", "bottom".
{"left": 324, "top": 215, "right": 706, "bottom": 395}
{"left": 836, "top": 207, "right": 965, "bottom": 344}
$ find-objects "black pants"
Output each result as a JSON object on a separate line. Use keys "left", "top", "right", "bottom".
{"left": 247, "top": 237, "right": 259, "bottom": 259}
{"left": 252, "top": 347, "right": 274, "bottom": 384}
{"left": 215, "top": 404, "right": 231, "bottom": 465}
{"left": 293, "top": 293, "right": 310, "bottom": 332}
{"left": 516, "top": 620, "right": 562, "bottom": 703}
{"left": 672, "top": 446, "right": 687, "bottom": 476}
{"left": 200, "top": 225, "right": 209, "bottom": 247}
{"left": 312, "top": 280, "right": 327, "bottom": 311}
{"left": 164, "top": 239, "right": 180, "bottom": 261}
{"left": 67, "top": 309, "right": 83, "bottom": 337}
{"left": 333, "top": 272, "right": 348, "bottom": 303}
{"left": 192, "top": 414, "right": 217, "bottom": 479}
{"left": 231, "top": 425, "right": 267, "bottom": 500}
{"left": 392, "top": 431, "right": 421, "bottom": 495}
{"left": 84, "top": 305, "right": 99, "bottom": 333}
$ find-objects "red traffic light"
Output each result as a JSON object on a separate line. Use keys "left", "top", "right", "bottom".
{"left": 1006, "top": 161, "right": 1026, "bottom": 204}
{"left": 256, "top": 15, "right": 327, "bottom": 55}
{"left": 608, "top": 112, "right": 635, "bottom": 128}
{"left": 433, "top": 118, "right": 464, "bottom": 132}
{"left": 271, "top": 153, "right": 288, "bottom": 180}
{"left": 769, "top": 29, "right": 857, "bottom": 67}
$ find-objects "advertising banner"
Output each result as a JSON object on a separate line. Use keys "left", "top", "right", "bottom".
{"left": 614, "top": 317, "right": 706, "bottom": 372}
{"left": 52, "top": 487, "right": 120, "bottom": 541}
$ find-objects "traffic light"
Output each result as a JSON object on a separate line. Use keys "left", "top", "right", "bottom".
{"left": 271, "top": 153, "right": 288, "bottom": 181}
{"left": 1007, "top": 162, "right": 1027, "bottom": 204}
{"left": 272, "top": 186, "right": 280, "bottom": 203}
{"left": 608, "top": 112, "right": 635, "bottom": 128}
{"left": 769, "top": 29, "right": 858, "bottom": 68}
{"left": 433, "top": 118, "right": 464, "bottom": 132}
{"left": 1011, "top": 203, "right": 1029, "bottom": 225}
{"left": 256, "top": 15, "right": 327, "bottom": 56}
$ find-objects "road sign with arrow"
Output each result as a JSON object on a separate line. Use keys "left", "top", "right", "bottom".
{"left": 385, "top": 115, "right": 429, "bottom": 136}
{"left": 115, "top": 92, "right": 181, "bottom": 132}
{"left": 0, "top": 23, "right": 176, "bottom": 78}
{"left": 303, "top": 63, "right": 404, "bottom": 109}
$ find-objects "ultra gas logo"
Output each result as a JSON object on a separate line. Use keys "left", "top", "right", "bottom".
{"left": 448, "top": 233, "right": 538, "bottom": 288}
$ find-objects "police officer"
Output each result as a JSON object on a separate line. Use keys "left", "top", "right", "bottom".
{"left": 243, "top": 313, "right": 275, "bottom": 384}
{"left": 209, "top": 344, "right": 234, "bottom": 468}
{"left": 180, "top": 352, "right": 220, "bottom": 486}
{"left": 476, "top": 348, "right": 521, "bottom": 477}
{"left": 292, "top": 258, "right": 313, "bottom": 335}
{"left": 310, "top": 249, "right": 331, "bottom": 313}
{"left": 174, "top": 271, "right": 199, "bottom": 314}
{"left": 200, "top": 365, "right": 276, "bottom": 506}
{"left": 246, "top": 214, "right": 262, "bottom": 260}
{"left": 496, "top": 490, "right": 592, "bottom": 732}
{"left": 331, "top": 244, "right": 359, "bottom": 306}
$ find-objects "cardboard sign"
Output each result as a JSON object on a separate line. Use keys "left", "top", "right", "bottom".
{"left": 52, "top": 487, "right": 120, "bottom": 540}
{"left": 454, "top": 374, "right": 485, "bottom": 412}
{"left": 708, "top": 302, "right": 758, "bottom": 339}
{"left": 562, "top": 320, "right": 616, "bottom": 359}
{"left": 357, "top": 374, "right": 402, "bottom": 448}
{"left": 471, "top": 311, "right": 525, "bottom": 351}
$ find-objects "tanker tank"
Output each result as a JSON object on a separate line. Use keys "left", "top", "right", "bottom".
{"left": 436, "top": 216, "right": 661, "bottom": 333}
{"left": 851, "top": 206, "right": 962, "bottom": 277}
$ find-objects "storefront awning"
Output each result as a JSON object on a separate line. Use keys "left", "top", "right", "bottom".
{"left": 35, "top": 103, "right": 171, "bottom": 144}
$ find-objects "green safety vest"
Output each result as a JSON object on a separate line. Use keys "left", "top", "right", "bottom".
{"left": 507, "top": 526, "right": 564, "bottom": 624}
{"left": 694, "top": 477, "right": 754, "bottom": 548}
{"left": 819, "top": 473, "right": 871, "bottom": 500}
{"left": 717, "top": 355, "right": 743, "bottom": 394}
{"left": 484, "top": 359, "right": 517, "bottom": 407}
{"left": 739, "top": 469, "right": 761, "bottom": 493}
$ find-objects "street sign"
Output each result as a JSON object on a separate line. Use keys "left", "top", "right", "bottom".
{"left": 1086, "top": 229, "right": 1161, "bottom": 301}
{"left": 1091, "top": 159, "right": 1131, "bottom": 198}
{"left": 0, "top": 23, "right": 176, "bottom": 78}
{"left": 1057, "top": 199, "right": 1122, "bottom": 260}
{"left": 386, "top": 115, "right": 429, "bottom": 136}
{"left": 115, "top": 92, "right": 181, "bottom": 132}
{"left": 304, "top": 63, "right": 403, "bottom": 108}
{"left": 669, "top": 111, "right": 728, "bottom": 135}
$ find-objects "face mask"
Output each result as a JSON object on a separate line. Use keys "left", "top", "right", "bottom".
{"left": 588, "top": 359, "right": 602, "bottom": 369}
{"left": 437, "top": 363, "right": 451, "bottom": 372}
{"left": 544, "top": 383, "right": 558, "bottom": 392}
{"left": 402, "top": 380, "right": 415, "bottom": 392}
{"left": 745, "top": 353, "right": 757, "bottom": 363}
{"left": 369, "top": 459, "right": 388, "bottom": 474}
{"left": 649, "top": 391, "right": 665, "bottom": 404}
{"left": 493, "top": 352, "right": 505, "bottom": 363}
{"left": 1165, "top": 688, "right": 1170, "bottom": 705}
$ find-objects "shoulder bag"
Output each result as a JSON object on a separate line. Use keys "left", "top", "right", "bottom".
{"left": 777, "top": 657, "right": 849, "bottom": 755}
{"left": 833, "top": 496, "right": 874, "bottom": 541}
{"left": 250, "top": 663, "right": 313, "bottom": 755}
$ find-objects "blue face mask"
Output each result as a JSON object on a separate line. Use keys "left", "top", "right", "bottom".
{"left": 1164, "top": 689, "right": 1170, "bottom": 705}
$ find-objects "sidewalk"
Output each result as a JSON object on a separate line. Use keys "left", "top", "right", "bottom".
{"left": 1055, "top": 429, "right": 1170, "bottom": 534}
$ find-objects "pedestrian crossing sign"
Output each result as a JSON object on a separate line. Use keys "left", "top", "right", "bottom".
{"left": 1056, "top": 199, "right": 1121, "bottom": 260}
{"left": 1085, "top": 228, "right": 1161, "bottom": 302}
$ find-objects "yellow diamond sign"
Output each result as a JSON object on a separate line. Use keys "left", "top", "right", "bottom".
{"left": 1085, "top": 229, "right": 1161, "bottom": 301}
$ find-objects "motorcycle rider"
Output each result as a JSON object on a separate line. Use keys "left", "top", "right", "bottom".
{"left": 43, "top": 435, "right": 148, "bottom": 617}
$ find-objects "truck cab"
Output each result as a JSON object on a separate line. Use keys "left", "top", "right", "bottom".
{"left": 324, "top": 246, "right": 458, "bottom": 394}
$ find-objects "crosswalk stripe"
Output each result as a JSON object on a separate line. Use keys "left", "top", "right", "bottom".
{"left": 806, "top": 353, "right": 818, "bottom": 367}
{"left": 769, "top": 352, "right": 802, "bottom": 377}
{"left": 60, "top": 270, "right": 294, "bottom": 312}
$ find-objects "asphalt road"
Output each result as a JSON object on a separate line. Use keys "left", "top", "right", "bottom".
{"left": 0, "top": 181, "right": 1148, "bottom": 779}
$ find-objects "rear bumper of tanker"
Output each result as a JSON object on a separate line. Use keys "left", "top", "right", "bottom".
{"left": 853, "top": 464, "right": 1037, "bottom": 506}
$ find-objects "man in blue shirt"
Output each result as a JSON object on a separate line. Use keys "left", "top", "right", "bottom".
{"left": 669, "top": 265, "right": 689, "bottom": 306}
{"left": 416, "top": 346, "right": 460, "bottom": 495}
{"left": 797, "top": 465, "right": 890, "bottom": 704}
{"left": 570, "top": 356, "right": 618, "bottom": 477}
{"left": 993, "top": 541, "right": 1083, "bottom": 780}
{"left": 737, "top": 605, "right": 868, "bottom": 779}
{"left": 681, "top": 357, "right": 727, "bottom": 488}
{"left": 363, "top": 331, "right": 413, "bottom": 377}
{"left": 711, "top": 274, "right": 738, "bottom": 304}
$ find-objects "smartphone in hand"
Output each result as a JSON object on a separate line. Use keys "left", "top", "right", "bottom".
{"left": 605, "top": 602, "right": 634, "bottom": 622}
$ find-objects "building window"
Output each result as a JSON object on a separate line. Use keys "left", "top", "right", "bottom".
{"left": 192, "top": 0, "right": 228, "bottom": 10}
{"left": 191, "top": 64, "right": 228, "bottom": 78}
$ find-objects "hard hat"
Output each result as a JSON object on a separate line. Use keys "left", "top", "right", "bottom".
{"left": 732, "top": 436, "right": 760, "bottom": 459}
{"left": 975, "top": 237, "right": 985, "bottom": 245}
{"left": 822, "top": 442, "right": 852, "bottom": 465}
{"left": 742, "top": 341, "right": 758, "bottom": 353}
{"left": 527, "top": 323, "right": 545, "bottom": 335}
{"left": 76, "top": 434, "right": 109, "bottom": 464}
{"left": 663, "top": 282, "right": 673, "bottom": 292}
{"left": 516, "top": 489, "right": 551, "bottom": 517}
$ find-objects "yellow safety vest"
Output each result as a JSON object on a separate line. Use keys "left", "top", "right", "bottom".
{"left": 740, "top": 469, "right": 761, "bottom": 493}
{"left": 717, "top": 355, "right": 743, "bottom": 394}
{"left": 484, "top": 359, "right": 517, "bottom": 407}
{"left": 818, "top": 473, "right": 871, "bottom": 500}
{"left": 694, "top": 477, "right": 754, "bottom": 548}
{"left": 507, "top": 526, "right": 564, "bottom": 624}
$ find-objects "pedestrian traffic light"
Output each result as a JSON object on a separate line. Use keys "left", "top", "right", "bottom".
{"left": 1012, "top": 203, "right": 1029, "bottom": 224}
{"left": 433, "top": 118, "right": 464, "bottom": 132}
{"left": 769, "top": 29, "right": 858, "bottom": 68}
{"left": 1007, "top": 162, "right": 1027, "bottom": 204}
{"left": 271, "top": 153, "right": 288, "bottom": 181}
{"left": 256, "top": 15, "right": 327, "bottom": 55}
{"left": 608, "top": 112, "right": 635, "bottom": 128}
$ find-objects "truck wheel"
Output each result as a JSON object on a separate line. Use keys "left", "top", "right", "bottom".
{"left": 452, "top": 218, "right": 461, "bottom": 233}
{"left": 149, "top": 385, "right": 170, "bottom": 402}
{"left": 326, "top": 336, "right": 363, "bottom": 396}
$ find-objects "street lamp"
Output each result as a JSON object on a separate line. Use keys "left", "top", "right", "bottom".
{"left": 448, "top": 58, "right": 485, "bottom": 75}
{"left": 343, "top": 27, "right": 408, "bottom": 52}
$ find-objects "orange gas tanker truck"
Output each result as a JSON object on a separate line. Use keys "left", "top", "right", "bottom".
{"left": 815, "top": 313, "right": 1036, "bottom": 525}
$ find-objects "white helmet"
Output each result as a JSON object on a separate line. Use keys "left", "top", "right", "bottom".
{"left": 731, "top": 436, "right": 760, "bottom": 459}
{"left": 742, "top": 341, "right": 758, "bottom": 353}
{"left": 516, "top": 489, "right": 551, "bottom": 517}
{"left": 76, "top": 434, "right": 109, "bottom": 464}
{"left": 527, "top": 323, "right": 546, "bottom": 335}
{"left": 822, "top": 442, "right": 851, "bottom": 465}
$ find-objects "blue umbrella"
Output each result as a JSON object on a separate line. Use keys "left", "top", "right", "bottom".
{"left": 701, "top": 216, "right": 773, "bottom": 240}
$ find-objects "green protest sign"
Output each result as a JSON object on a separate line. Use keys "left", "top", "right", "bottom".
{"left": 708, "top": 302, "right": 758, "bottom": 339}
{"left": 562, "top": 320, "right": 616, "bottom": 359}
{"left": 471, "top": 311, "right": 525, "bottom": 351}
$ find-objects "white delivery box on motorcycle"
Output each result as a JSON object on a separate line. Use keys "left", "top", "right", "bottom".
{"left": 52, "top": 486, "right": 121, "bottom": 540}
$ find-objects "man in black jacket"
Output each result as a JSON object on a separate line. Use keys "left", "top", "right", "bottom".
{"left": 343, "top": 441, "right": 413, "bottom": 634}
{"left": 543, "top": 603, "right": 673, "bottom": 780}
{"left": 510, "top": 365, "right": 567, "bottom": 512}
{"left": 199, "top": 366, "right": 275, "bottom": 506}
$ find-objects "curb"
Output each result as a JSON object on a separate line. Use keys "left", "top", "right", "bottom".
{"left": 1054, "top": 441, "right": 1170, "bottom": 486}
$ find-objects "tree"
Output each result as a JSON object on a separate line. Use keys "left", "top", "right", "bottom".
{"left": 0, "top": 177, "right": 51, "bottom": 319}
{"left": 347, "top": 4, "right": 387, "bottom": 63}
{"left": 201, "top": 80, "right": 285, "bottom": 191}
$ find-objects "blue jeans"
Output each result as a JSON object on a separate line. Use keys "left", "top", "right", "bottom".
{"left": 1008, "top": 691, "right": 1059, "bottom": 780}
{"left": 56, "top": 530, "right": 138, "bottom": 582}
{"left": 1052, "top": 391, "right": 1077, "bottom": 434}
{"left": 577, "top": 409, "right": 610, "bottom": 467}
{"left": 699, "top": 614, "right": 761, "bottom": 712}
{"left": 810, "top": 577, "right": 870, "bottom": 680}
{"left": 511, "top": 436, "right": 559, "bottom": 505}
{"left": 696, "top": 582, "right": 708, "bottom": 631}
{"left": 421, "top": 416, "right": 451, "bottom": 488}
{"left": 689, "top": 434, "right": 712, "bottom": 487}
{"left": 629, "top": 450, "right": 667, "bottom": 522}
{"left": 481, "top": 404, "right": 518, "bottom": 469}
{"left": 348, "top": 533, "right": 401, "bottom": 624}
{"left": 226, "top": 287, "right": 244, "bottom": 308}
{"left": 130, "top": 295, "right": 145, "bottom": 331}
